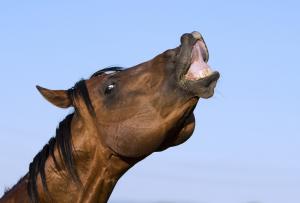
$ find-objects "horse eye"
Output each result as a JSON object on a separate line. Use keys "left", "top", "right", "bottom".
{"left": 104, "top": 83, "right": 115, "bottom": 94}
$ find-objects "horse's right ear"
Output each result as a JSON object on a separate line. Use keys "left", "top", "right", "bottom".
{"left": 36, "top": 85, "right": 72, "bottom": 108}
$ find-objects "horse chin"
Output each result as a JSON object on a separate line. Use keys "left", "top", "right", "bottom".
{"left": 172, "top": 112, "right": 196, "bottom": 146}
{"left": 156, "top": 109, "right": 196, "bottom": 152}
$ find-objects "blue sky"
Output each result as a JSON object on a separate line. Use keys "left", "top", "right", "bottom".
{"left": 0, "top": 1, "right": 299, "bottom": 203}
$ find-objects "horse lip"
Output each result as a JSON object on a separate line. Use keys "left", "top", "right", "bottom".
{"left": 176, "top": 38, "right": 209, "bottom": 81}
{"left": 175, "top": 32, "right": 219, "bottom": 94}
{"left": 194, "top": 71, "right": 220, "bottom": 86}
{"left": 199, "top": 39, "right": 209, "bottom": 63}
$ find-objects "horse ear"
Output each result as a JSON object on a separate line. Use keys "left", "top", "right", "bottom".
{"left": 36, "top": 85, "right": 72, "bottom": 108}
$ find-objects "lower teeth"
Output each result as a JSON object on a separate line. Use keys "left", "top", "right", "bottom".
{"left": 192, "top": 68, "right": 212, "bottom": 80}
{"left": 200, "top": 68, "right": 212, "bottom": 78}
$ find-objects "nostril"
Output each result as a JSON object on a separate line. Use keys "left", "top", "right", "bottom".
{"left": 180, "top": 33, "right": 192, "bottom": 44}
{"left": 180, "top": 33, "right": 199, "bottom": 47}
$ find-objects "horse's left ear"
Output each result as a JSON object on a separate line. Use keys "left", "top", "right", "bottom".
{"left": 36, "top": 85, "right": 72, "bottom": 108}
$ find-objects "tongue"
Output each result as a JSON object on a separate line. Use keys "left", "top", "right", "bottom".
{"left": 185, "top": 41, "right": 213, "bottom": 80}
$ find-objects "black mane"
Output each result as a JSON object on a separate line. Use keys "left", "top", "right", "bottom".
{"left": 28, "top": 113, "right": 75, "bottom": 203}
{"left": 24, "top": 67, "right": 123, "bottom": 203}
{"left": 27, "top": 79, "right": 91, "bottom": 203}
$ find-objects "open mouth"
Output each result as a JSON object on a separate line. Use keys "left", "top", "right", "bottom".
{"left": 176, "top": 32, "right": 220, "bottom": 97}
{"left": 184, "top": 40, "right": 215, "bottom": 81}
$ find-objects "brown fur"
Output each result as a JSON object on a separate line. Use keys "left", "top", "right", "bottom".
{"left": 0, "top": 32, "right": 219, "bottom": 203}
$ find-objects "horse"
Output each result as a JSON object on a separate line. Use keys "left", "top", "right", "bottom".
{"left": 0, "top": 31, "right": 220, "bottom": 203}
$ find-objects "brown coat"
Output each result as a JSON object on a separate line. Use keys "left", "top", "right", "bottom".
{"left": 1, "top": 31, "right": 219, "bottom": 203}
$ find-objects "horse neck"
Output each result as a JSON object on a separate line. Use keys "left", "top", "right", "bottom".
{"left": 42, "top": 113, "right": 134, "bottom": 202}
{"left": 0, "top": 176, "right": 30, "bottom": 203}
{"left": 1, "top": 113, "right": 136, "bottom": 203}
{"left": 49, "top": 114, "right": 133, "bottom": 202}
